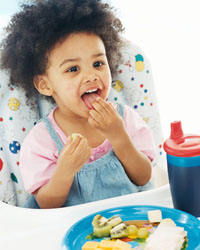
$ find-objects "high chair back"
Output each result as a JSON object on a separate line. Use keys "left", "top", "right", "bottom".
{"left": 0, "top": 40, "right": 166, "bottom": 207}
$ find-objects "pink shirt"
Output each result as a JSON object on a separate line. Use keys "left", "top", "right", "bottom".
{"left": 20, "top": 104, "right": 156, "bottom": 194}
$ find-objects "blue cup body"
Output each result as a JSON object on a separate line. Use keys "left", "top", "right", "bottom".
{"left": 167, "top": 154, "right": 200, "bottom": 217}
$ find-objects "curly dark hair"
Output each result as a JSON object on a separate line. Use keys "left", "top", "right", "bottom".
{"left": 0, "top": 0, "right": 125, "bottom": 103}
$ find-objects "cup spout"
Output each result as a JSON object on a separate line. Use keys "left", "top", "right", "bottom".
{"left": 170, "top": 121, "right": 184, "bottom": 139}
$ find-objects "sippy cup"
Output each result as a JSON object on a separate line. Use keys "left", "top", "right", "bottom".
{"left": 164, "top": 121, "right": 200, "bottom": 217}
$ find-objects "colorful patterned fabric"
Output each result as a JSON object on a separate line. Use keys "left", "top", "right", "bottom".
{"left": 0, "top": 40, "right": 165, "bottom": 207}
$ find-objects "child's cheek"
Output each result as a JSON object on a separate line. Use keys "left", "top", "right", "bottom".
{"left": 66, "top": 86, "right": 78, "bottom": 97}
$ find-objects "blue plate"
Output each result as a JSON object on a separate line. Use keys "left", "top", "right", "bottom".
{"left": 61, "top": 205, "right": 200, "bottom": 250}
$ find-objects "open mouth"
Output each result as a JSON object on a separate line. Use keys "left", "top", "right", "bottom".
{"left": 81, "top": 88, "right": 102, "bottom": 109}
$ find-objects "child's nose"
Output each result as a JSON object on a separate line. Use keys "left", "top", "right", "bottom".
{"left": 83, "top": 71, "right": 99, "bottom": 83}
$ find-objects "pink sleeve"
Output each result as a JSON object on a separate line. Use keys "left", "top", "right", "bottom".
{"left": 19, "top": 122, "right": 59, "bottom": 194}
{"left": 123, "top": 105, "right": 156, "bottom": 161}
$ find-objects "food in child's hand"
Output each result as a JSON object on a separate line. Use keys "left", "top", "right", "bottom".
{"left": 71, "top": 133, "right": 82, "bottom": 140}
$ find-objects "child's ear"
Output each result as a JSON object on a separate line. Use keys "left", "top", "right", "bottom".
{"left": 33, "top": 75, "right": 53, "bottom": 96}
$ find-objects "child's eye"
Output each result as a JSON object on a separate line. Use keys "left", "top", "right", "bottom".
{"left": 67, "top": 66, "right": 79, "bottom": 72}
{"left": 93, "top": 61, "right": 104, "bottom": 67}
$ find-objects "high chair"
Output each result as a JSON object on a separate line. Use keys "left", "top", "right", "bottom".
{"left": 0, "top": 39, "right": 168, "bottom": 207}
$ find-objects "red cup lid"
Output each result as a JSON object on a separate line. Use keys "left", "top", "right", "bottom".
{"left": 163, "top": 121, "right": 200, "bottom": 157}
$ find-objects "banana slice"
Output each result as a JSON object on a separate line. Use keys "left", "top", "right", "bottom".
{"left": 71, "top": 133, "right": 83, "bottom": 140}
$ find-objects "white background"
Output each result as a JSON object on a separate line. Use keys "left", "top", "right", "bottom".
{"left": 1, "top": 0, "right": 200, "bottom": 138}
{"left": 109, "top": 0, "right": 200, "bottom": 138}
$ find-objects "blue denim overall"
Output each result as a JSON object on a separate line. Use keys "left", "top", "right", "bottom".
{"left": 23, "top": 104, "right": 151, "bottom": 208}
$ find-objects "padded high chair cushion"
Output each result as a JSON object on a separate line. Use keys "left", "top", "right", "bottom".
{"left": 0, "top": 75, "right": 40, "bottom": 206}
{"left": 109, "top": 40, "right": 165, "bottom": 168}
{"left": 0, "top": 40, "right": 166, "bottom": 207}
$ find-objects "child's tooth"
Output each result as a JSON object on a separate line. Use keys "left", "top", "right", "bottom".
{"left": 86, "top": 88, "right": 97, "bottom": 93}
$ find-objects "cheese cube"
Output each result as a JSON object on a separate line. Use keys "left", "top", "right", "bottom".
{"left": 158, "top": 218, "right": 176, "bottom": 228}
{"left": 113, "top": 239, "right": 131, "bottom": 249}
{"left": 82, "top": 241, "right": 100, "bottom": 250}
{"left": 147, "top": 210, "right": 162, "bottom": 223}
{"left": 99, "top": 240, "right": 115, "bottom": 249}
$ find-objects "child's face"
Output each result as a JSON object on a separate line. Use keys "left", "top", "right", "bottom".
{"left": 41, "top": 32, "right": 112, "bottom": 119}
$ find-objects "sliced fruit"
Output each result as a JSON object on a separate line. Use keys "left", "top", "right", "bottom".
{"left": 93, "top": 225, "right": 112, "bottom": 238}
{"left": 127, "top": 235, "right": 138, "bottom": 240}
{"left": 92, "top": 215, "right": 108, "bottom": 228}
{"left": 71, "top": 133, "right": 82, "bottom": 140}
{"left": 110, "top": 223, "right": 128, "bottom": 239}
{"left": 92, "top": 215, "right": 112, "bottom": 238}
{"left": 137, "top": 227, "right": 149, "bottom": 239}
{"left": 107, "top": 216, "right": 122, "bottom": 228}
{"left": 127, "top": 225, "right": 138, "bottom": 237}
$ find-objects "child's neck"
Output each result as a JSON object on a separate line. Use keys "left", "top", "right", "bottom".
{"left": 54, "top": 109, "right": 106, "bottom": 148}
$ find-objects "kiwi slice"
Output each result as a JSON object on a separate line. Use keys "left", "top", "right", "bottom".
{"left": 92, "top": 214, "right": 108, "bottom": 227}
{"left": 107, "top": 216, "right": 122, "bottom": 228}
{"left": 110, "top": 223, "right": 129, "bottom": 238}
{"left": 92, "top": 214, "right": 112, "bottom": 238}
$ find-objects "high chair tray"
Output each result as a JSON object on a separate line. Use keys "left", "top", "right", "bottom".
{"left": 61, "top": 205, "right": 200, "bottom": 250}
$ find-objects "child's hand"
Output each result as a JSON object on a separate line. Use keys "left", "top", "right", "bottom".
{"left": 56, "top": 134, "right": 91, "bottom": 177}
{"left": 88, "top": 97, "right": 125, "bottom": 141}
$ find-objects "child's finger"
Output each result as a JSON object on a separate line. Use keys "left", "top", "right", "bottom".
{"left": 61, "top": 136, "right": 72, "bottom": 152}
{"left": 108, "top": 102, "right": 116, "bottom": 111}
{"left": 92, "top": 101, "right": 108, "bottom": 118}
{"left": 72, "top": 137, "right": 92, "bottom": 162}
{"left": 80, "top": 142, "right": 91, "bottom": 159}
{"left": 89, "top": 109, "right": 102, "bottom": 124}
{"left": 76, "top": 137, "right": 91, "bottom": 153}
{"left": 88, "top": 115, "right": 100, "bottom": 129}
{"left": 94, "top": 97, "right": 114, "bottom": 114}
{"left": 66, "top": 135, "right": 72, "bottom": 145}
{"left": 62, "top": 134, "right": 82, "bottom": 154}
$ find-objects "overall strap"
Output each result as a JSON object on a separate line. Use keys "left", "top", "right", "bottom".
{"left": 117, "top": 103, "right": 124, "bottom": 118}
{"left": 42, "top": 117, "right": 64, "bottom": 153}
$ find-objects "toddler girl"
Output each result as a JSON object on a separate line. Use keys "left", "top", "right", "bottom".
{"left": 0, "top": 0, "right": 156, "bottom": 208}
